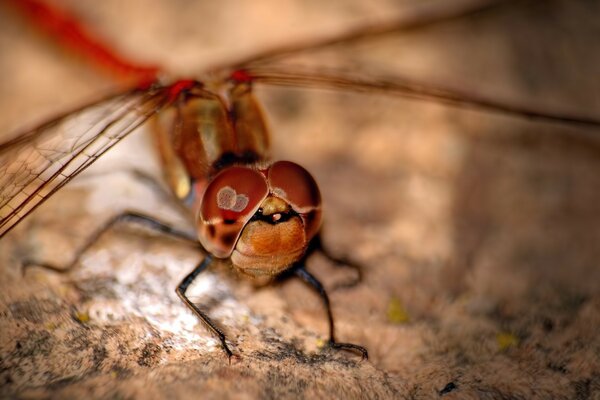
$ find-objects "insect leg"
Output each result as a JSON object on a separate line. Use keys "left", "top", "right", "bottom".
{"left": 22, "top": 211, "right": 197, "bottom": 275}
{"left": 293, "top": 266, "right": 368, "bottom": 360}
{"left": 309, "top": 233, "right": 363, "bottom": 290}
{"left": 175, "top": 255, "right": 235, "bottom": 360}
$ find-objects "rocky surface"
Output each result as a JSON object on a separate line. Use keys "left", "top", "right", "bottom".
{"left": 1, "top": 1, "right": 599, "bottom": 398}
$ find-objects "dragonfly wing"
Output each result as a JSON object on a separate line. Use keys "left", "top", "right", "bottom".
{"left": 0, "top": 87, "right": 169, "bottom": 238}
{"left": 238, "top": 66, "right": 600, "bottom": 130}
{"left": 222, "top": 0, "right": 600, "bottom": 132}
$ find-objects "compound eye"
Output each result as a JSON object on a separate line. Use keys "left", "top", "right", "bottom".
{"left": 198, "top": 166, "right": 268, "bottom": 257}
{"left": 268, "top": 161, "right": 322, "bottom": 239}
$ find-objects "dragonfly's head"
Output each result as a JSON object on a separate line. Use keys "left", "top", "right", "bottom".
{"left": 197, "top": 161, "right": 322, "bottom": 277}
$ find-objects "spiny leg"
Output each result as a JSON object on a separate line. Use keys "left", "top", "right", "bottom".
{"left": 294, "top": 266, "right": 368, "bottom": 360}
{"left": 22, "top": 211, "right": 198, "bottom": 275}
{"left": 308, "top": 233, "right": 363, "bottom": 290}
{"left": 175, "top": 255, "right": 234, "bottom": 360}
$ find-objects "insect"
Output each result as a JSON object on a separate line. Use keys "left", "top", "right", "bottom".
{"left": 1, "top": 0, "right": 599, "bottom": 363}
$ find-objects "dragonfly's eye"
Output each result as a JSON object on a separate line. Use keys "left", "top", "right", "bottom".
{"left": 267, "top": 161, "right": 322, "bottom": 240}
{"left": 198, "top": 166, "right": 268, "bottom": 257}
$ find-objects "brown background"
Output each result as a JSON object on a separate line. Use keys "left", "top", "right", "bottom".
{"left": 1, "top": 0, "right": 599, "bottom": 398}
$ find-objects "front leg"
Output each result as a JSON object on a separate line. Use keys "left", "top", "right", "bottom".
{"left": 293, "top": 265, "right": 368, "bottom": 360}
{"left": 175, "top": 255, "right": 235, "bottom": 361}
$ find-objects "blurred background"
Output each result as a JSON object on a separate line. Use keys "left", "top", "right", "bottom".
{"left": 1, "top": 0, "right": 599, "bottom": 398}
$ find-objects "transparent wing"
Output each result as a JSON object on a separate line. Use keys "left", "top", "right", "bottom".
{"left": 238, "top": 66, "right": 600, "bottom": 131}
{"left": 0, "top": 87, "right": 170, "bottom": 237}
{"left": 222, "top": 0, "right": 600, "bottom": 132}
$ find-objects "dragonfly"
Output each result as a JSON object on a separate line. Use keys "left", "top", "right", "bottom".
{"left": 1, "top": 0, "right": 599, "bottom": 361}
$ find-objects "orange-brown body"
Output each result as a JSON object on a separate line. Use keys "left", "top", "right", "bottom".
{"left": 151, "top": 80, "right": 322, "bottom": 277}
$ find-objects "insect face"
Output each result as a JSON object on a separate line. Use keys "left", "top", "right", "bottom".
{"left": 197, "top": 160, "right": 322, "bottom": 276}
{"left": 198, "top": 161, "right": 321, "bottom": 276}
